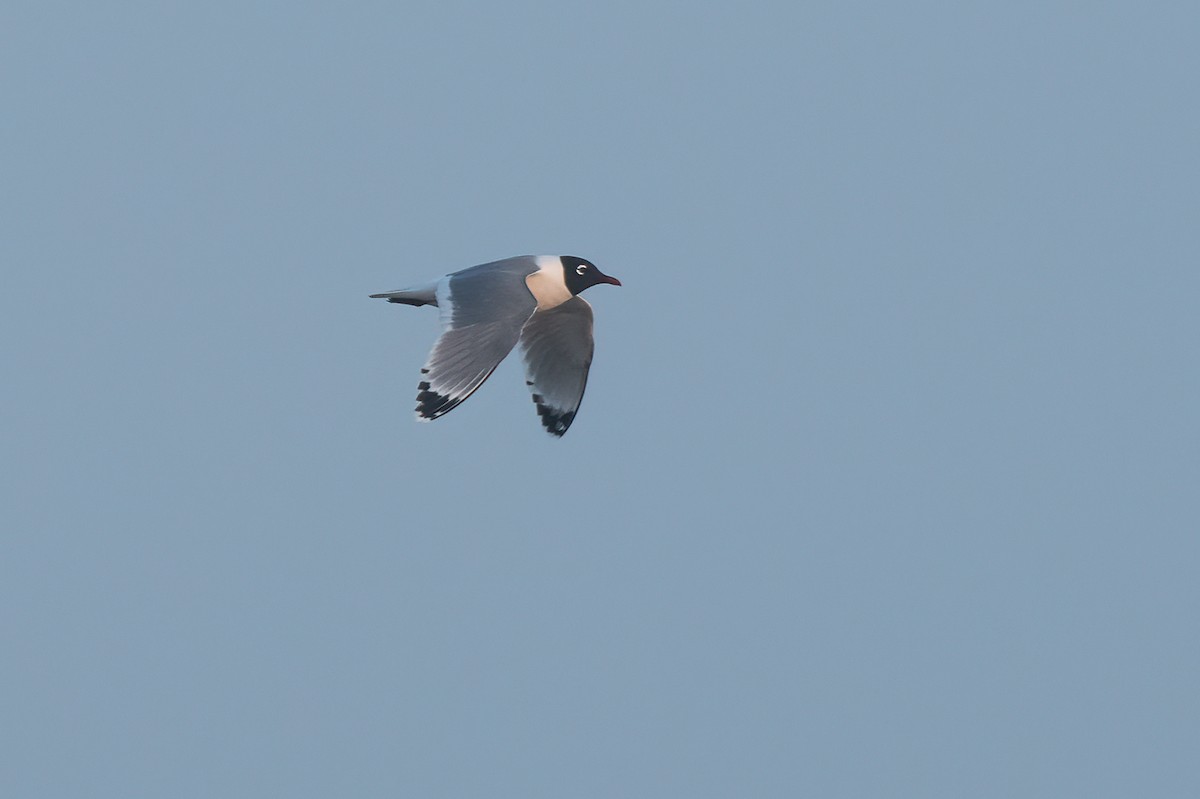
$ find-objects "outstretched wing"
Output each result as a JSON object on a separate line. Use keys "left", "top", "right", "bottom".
{"left": 518, "top": 296, "right": 595, "bottom": 436}
{"left": 416, "top": 258, "right": 539, "bottom": 420}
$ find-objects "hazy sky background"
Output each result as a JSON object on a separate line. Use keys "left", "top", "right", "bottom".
{"left": 3, "top": 2, "right": 1198, "bottom": 796}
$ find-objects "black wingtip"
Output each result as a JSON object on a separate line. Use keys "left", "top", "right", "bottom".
{"left": 531, "top": 393, "right": 575, "bottom": 437}
{"left": 416, "top": 381, "right": 457, "bottom": 419}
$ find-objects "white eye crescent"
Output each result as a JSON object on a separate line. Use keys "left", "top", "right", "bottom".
{"left": 576, "top": 264, "right": 588, "bottom": 275}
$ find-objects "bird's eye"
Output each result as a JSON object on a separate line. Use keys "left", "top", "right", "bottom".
{"left": 576, "top": 264, "right": 588, "bottom": 275}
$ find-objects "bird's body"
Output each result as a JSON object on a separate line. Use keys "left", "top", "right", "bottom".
{"left": 371, "top": 255, "right": 621, "bottom": 436}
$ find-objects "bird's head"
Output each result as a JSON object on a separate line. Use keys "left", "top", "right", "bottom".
{"left": 562, "top": 256, "right": 621, "bottom": 295}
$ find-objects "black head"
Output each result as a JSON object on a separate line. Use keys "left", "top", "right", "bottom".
{"left": 561, "top": 256, "right": 621, "bottom": 295}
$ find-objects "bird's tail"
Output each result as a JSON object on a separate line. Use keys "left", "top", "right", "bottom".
{"left": 369, "top": 282, "right": 439, "bottom": 307}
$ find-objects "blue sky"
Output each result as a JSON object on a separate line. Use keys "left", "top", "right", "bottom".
{"left": 3, "top": 2, "right": 1198, "bottom": 796}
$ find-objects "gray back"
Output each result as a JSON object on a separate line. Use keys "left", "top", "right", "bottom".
{"left": 441, "top": 256, "right": 540, "bottom": 329}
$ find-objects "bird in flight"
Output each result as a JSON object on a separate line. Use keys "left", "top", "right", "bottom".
{"left": 371, "top": 255, "right": 621, "bottom": 436}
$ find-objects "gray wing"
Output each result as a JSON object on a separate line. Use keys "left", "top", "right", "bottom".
{"left": 518, "top": 296, "right": 595, "bottom": 436}
{"left": 416, "top": 258, "right": 539, "bottom": 420}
